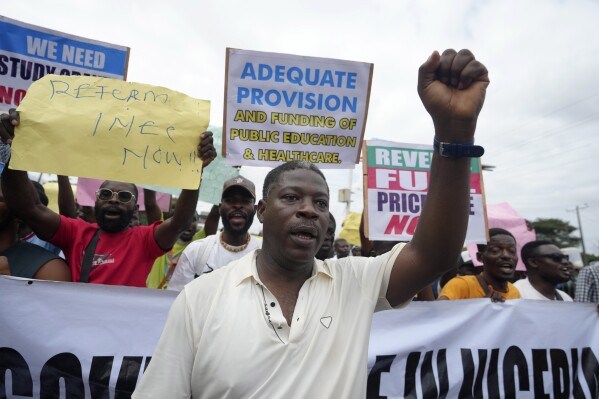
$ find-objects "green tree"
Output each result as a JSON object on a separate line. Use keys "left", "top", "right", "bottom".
{"left": 531, "top": 218, "right": 581, "bottom": 248}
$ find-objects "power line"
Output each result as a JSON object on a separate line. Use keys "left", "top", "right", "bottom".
{"left": 494, "top": 136, "right": 598, "bottom": 173}
{"left": 492, "top": 111, "right": 599, "bottom": 156}
{"left": 583, "top": 214, "right": 599, "bottom": 224}
{"left": 500, "top": 91, "right": 599, "bottom": 137}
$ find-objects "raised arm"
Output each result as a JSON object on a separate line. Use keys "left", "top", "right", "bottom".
{"left": 153, "top": 132, "right": 217, "bottom": 250}
{"left": 203, "top": 204, "right": 220, "bottom": 236}
{"left": 0, "top": 109, "right": 61, "bottom": 241}
{"left": 386, "top": 49, "right": 489, "bottom": 307}
{"left": 57, "top": 175, "right": 77, "bottom": 218}
{"left": 144, "top": 189, "right": 163, "bottom": 225}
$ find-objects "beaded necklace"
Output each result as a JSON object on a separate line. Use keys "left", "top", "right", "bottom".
{"left": 220, "top": 232, "right": 250, "bottom": 253}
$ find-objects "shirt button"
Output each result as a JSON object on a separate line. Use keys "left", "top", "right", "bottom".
{"left": 270, "top": 302, "right": 276, "bottom": 307}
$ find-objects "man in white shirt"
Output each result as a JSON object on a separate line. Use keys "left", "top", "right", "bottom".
{"left": 167, "top": 175, "right": 262, "bottom": 291}
{"left": 515, "top": 240, "right": 574, "bottom": 301}
{"left": 133, "top": 48, "right": 490, "bottom": 398}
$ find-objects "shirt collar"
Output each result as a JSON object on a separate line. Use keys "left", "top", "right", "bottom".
{"left": 231, "top": 250, "right": 333, "bottom": 287}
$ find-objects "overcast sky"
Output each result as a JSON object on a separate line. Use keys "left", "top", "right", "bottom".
{"left": 5, "top": 0, "right": 599, "bottom": 254}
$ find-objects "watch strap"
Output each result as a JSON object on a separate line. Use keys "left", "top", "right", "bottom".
{"left": 433, "top": 138, "right": 484, "bottom": 158}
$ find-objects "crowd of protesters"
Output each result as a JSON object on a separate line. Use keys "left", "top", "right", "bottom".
{"left": 0, "top": 168, "right": 588, "bottom": 302}
{"left": 1, "top": 48, "right": 596, "bottom": 398}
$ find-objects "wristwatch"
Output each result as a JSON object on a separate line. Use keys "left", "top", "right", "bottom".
{"left": 433, "top": 138, "right": 484, "bottom": 158}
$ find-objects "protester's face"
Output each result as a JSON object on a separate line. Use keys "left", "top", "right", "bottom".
{"left": 352, "top": 246, "right": 362, "bottom": 257}
{"left": 220, "top": 187, "right": 256, "bottom": 235}
{"left": 335, "top": 240, "right": 350, "bottom": 258}
{"left": 315, "top": 216, "right": 336, "bottom": 260}
{"left": 94, "top": 181, "right": 137, "bottom": 233}
{"left": 479, "top": 234, "right": 518, "bottom": 281}
{"left": 178, "top": 216, "right": 198, "bottom": 242}
{"left": 257, "top": 169, "right": 329, "bottom": 264}
{"left": 532, "top": 244, "right": 573, "bottom": 284}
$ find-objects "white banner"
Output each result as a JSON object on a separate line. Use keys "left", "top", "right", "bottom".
{"left": 368, "top": 300, "right": 599, "bottom": 398}
{"left": 0, "top": 276, "right": 176, "bottom": 398}
{"left": 1, "top": 276, "right": 597, "bottom": 398}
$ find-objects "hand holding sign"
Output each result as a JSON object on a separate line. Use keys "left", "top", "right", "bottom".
{"left": 417, "top": 49, "right": 490, "bottom": 142}
{"left": 198, "top": 131, "right": 217, "bottom": 168}
{"left": 0, "top": 108, "right": 18, "bottom": 144}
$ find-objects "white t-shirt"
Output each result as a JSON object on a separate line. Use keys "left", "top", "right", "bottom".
{"left": 167, "top": 234, "right": 262, "bottom": 292}
{"left": 514, "top": 278, "right": 573, "bottom": 301}
{"left": 133, "top": 244, "right": 407, "bottom": 399}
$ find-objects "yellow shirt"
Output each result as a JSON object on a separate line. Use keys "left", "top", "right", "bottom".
{"left": 439, "top": 275, "right": 520, "bottom": 300}
{"left": 146, "top": 229, "right": 206, "bottom": 289}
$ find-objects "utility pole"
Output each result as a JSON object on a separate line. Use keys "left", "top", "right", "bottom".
{"left": 567, "top": 204, "right": 588, "bottom": 265}
{"left": 347, "top": 168, "right": 353, "bottom": 217}
{"left": 338, "top": 170, "right": 353, "bottom": 219}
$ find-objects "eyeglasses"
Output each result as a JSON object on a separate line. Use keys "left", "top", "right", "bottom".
{"left": 532, "top": 253, "right": 569, "bottom": 262}
{"left": 95, "top": 188, "right": 136, "bottom": 203}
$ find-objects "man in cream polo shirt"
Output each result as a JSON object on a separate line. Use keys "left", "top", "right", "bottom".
{"left": 133, "top": 48, "right": 490, "bottom": 398}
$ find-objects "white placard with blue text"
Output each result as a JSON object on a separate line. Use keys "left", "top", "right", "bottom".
{"left": 223, "top": 48, "right": 373, "bottom": 168}
{"left": 0, "top": 15, "right": 129, "bottom": 113}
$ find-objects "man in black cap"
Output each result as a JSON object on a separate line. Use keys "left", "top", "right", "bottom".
{"left": 168, "top": 175, "right": 262, "bottom": 291}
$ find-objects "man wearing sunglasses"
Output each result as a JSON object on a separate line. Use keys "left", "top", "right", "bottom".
{"left": 0, "top": 112, "right": 217, "bottom": 287}
{"left": 515, "top": 240, "right": 574, "bottom": 301}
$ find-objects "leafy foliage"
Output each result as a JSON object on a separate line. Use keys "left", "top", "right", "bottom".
{"left": 531, "top": 218, "right": 581, "bottom": 248}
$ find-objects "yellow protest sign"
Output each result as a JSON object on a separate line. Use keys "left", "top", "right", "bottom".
{"left": 338, "top": 211, "right": 362, "bottom": 246}
{"left": 10, "top": 75, "right": 210, "bottom": 189}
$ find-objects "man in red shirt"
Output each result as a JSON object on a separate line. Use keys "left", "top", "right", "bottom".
{"left": 0, "top": 111, "right": 216, "bottom": 287}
